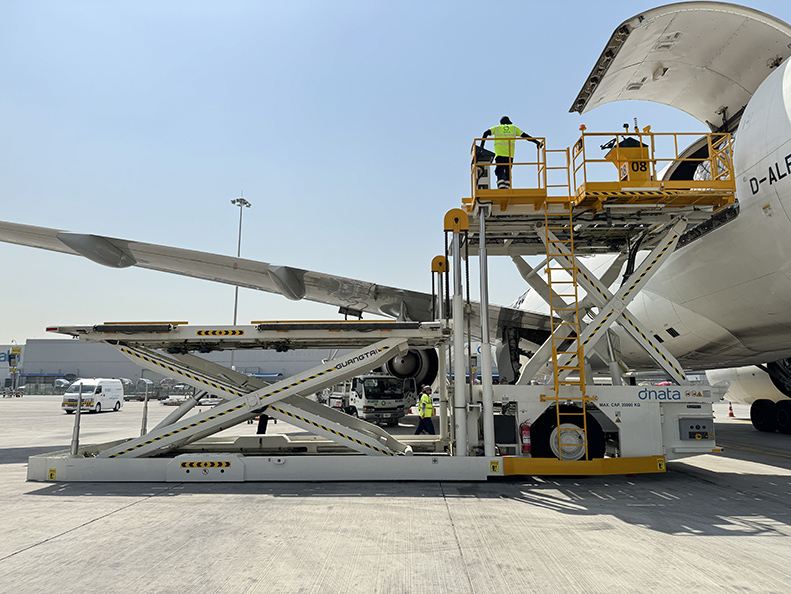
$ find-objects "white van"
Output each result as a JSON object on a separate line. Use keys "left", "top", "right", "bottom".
{"left": 62, "top": 379, "right": 124, "bottom": 414}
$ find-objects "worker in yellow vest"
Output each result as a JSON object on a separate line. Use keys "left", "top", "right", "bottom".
{"left": 480, "top": 116, "right": 543, "bottom": 189}
{"left": 414, "top": 386, "right": 435, "bottom": 435}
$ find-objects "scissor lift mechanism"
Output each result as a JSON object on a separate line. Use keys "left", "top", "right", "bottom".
{"left": 29, "top": 128, "right": 733, "bottom": 482}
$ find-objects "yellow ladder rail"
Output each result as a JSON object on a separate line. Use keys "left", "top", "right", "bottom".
{"left": 543, "top": 198, "right": 591, "bottom": 461}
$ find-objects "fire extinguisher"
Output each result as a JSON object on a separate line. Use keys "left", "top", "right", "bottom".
{"left": 520, "top": 422, "right": 531, "bottom": 454}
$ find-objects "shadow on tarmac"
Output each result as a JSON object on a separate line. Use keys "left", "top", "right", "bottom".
{"left": 0, "top": 445, "right": 69, "bottom": 465}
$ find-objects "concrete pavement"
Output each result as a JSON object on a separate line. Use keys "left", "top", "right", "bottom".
{"left": 1, "top": 397, "right": 790, "bottom": 593}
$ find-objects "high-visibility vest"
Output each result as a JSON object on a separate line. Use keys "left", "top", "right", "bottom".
{"left": 490, "top": 124, "right": 524, "bottom": 158}
{"left": 419, "top": 392, "right": 434, "bottom": 418}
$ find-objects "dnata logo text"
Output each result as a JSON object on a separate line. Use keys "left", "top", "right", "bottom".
{"left": 638, "top": 388, "right": 681, "bottom": 400}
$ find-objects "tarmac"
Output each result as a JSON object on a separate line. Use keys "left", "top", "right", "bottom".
{"left": 1, "top": 396, "right": 791, "bottom": 593}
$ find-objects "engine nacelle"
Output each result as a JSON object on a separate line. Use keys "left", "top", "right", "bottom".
{"left": 706, "top": 366, "right": 790, "bottom": 405}
{"left": 382, "top": 348, "right": 438, "bottom": 388}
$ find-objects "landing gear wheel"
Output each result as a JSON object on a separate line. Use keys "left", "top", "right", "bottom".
{"left": 113, "top": 401, "right": 121, "bottom": 412}
{"left": 776, "top": 400, "right": 791, "bottom": 434}
{"left": 750, "top": 399, "right": 778, "bottom": 432}
{"left": 530, "top": 405, "right": 605, "bottom": 460}
{"left": 94, "top": 403, "right": 101, "bottom": 414}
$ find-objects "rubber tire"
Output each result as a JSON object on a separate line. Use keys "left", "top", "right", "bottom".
{"left": 350, "top": 408, "right": 359, "bottom": 417}
{"left": 113, "top": 401, "right": 121, "bottom": 412}
{"left": 750, "top": 399, "right": 778, "bottom": 432}
{"left": 776, "top": 400, "right": 791, "bottom": 434}
{"left": 94, "top": 402, "right": 101, "bottom": 414}
{"left": 530, "top": 405, "right": 605, "bottom": 459}
{"left": 65, "top": 410, "right": 74, "bottom": 414}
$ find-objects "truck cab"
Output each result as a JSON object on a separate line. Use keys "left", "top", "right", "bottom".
{"left": 328, "top": 375, "right": 415, "bottom": 426}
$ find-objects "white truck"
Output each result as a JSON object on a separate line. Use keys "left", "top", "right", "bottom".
{"left": 62, "top": 378, "right": 124, "bottom": 413}
{"left": 326, "top": 374, "right": 416, "bottom": 426}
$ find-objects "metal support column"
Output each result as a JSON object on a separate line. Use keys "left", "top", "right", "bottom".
{"left": 445, "top": 209, "right": 470, "bottom": 456}
{"left": 477, "top": 204, "right": 495, "bottom": 457}
{"left": 432, "top": 255, "right": 450, "bottom": 442}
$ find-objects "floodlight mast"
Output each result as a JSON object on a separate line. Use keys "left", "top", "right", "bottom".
{"left": 229, "top": 193, "right": 251, "bottom": 370}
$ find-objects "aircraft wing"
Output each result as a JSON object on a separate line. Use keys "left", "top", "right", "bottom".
{"left": 0, "top": 220, "right": 551, "bottom": 335}
{"left": 570, "top": 2, "right": 791, "bottom": 130}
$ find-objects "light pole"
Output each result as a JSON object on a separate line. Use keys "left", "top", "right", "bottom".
{"left": 230, "top": 193, "right": 251, "bottom": 370}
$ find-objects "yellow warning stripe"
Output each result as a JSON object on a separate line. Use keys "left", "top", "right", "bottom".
{"left": 254, "top": 346, "right": 391, "bottom": 404}
{"left": 111, "top": 345, "right": 394, "bottom": 458}
{"left": 108, "top": 401, "right": 249, "bottom": 457}
{"left": 586, "top": 190, "right": 728, "bottom": 197}
{"left": 559, "top": 236, "right": 678, "bottom": 371}
{"left": 268, "top": 405, "right": 393, "bottom": 456}
{"left": 180, "top": 461, "right": 231, "bottom": 468}
{"left": 197, "top": 330, "right": 244, "bottom": 336}
{"left": 120, "top": 346, "right": 245, "bottom": 398}
{"left": 621, "top": 237, "right": 676, "bottom": 300}
{"left": 620, "top": 312, "right": 685, "bottom": 378}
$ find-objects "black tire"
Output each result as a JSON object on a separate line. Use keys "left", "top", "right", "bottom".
{"left": 750, "top": 399, "right": 778, "bottom": 432}
{"left": 776, "top": 400, "right": 791, "bottom": 434}
{"left": 65, "top": 410, "right": 74, "bottom": 414}
{"left": 113, "top": 401, "right": 121, "bottom": 412}
{"left": 530, "top": 405, "right": 605, "bottom": 460}
{"left": 350, "top": 408, "right": 359, "bottom": 418}
{"left": 94, "top": 402, "right": 101, "bottom": 414}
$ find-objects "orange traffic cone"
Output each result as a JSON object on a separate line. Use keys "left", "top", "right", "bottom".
{"left": 728, "top": 402, "right": 735, "bottom": 418}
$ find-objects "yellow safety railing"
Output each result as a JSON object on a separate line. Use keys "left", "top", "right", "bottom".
{"left": 571, "top": 128, "right": 736, "bottom": 212}
{"left": 465, "top": 137, "right": 573, "bottom": 212}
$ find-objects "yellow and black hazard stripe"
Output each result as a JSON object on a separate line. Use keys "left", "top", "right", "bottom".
{"left": 197, "top": 330, "right": 244, "bottom": 336}
{"left": 108, "top": 401, "right": 249, "bottom": 457}
{"left": 180, "top": 461, "right": 231, "bottom": 468}
{"left": 119, "top": 346, "right": 244, "bottom": 398}
{"left": 621, "top": 312, "right": 685, "bottom": 379}
{"left": 268, "top": 405, "right": 393, "bottom": 456}
{"left": 255, "top": 346, "right": 392, "bottom": 404}
{"left": 621, "top": 236, "right": 677, "bottom": 301}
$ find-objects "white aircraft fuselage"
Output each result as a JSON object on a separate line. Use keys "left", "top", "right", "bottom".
{"left": 621, "top": 56, "right": 791, "bottom": 371}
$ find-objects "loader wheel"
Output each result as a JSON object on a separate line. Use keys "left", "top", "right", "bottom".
{"left": 776, "top": 401, "right": 791, "bottom": 434}
{"left": 530, "top": 405, "right": 605, "bottom": 460}
{"left": 750, "top": 399, "right": 778, "bottom": 432}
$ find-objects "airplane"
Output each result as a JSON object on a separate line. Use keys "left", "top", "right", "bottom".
{"left": 3, "top": 2, "right": 791, "bottom": 437}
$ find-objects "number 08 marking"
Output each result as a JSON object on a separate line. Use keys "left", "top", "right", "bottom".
{"left": 631, "top": 161, "right": 648, "bottom": 172}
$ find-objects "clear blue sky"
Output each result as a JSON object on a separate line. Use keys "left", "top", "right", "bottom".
{"left": 1, "top": 0, "right": 789, "bottom": 343}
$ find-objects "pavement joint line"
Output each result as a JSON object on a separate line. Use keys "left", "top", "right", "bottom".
{"left": 439, "top": 482, "right": 476, "bottom": 594}
{"left": 0, "top": 484, "right": 183, "bottom": 563}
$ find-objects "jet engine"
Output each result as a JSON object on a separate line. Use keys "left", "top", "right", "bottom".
{"left": 382, "top": 348, "right": 439, "bottom": 388}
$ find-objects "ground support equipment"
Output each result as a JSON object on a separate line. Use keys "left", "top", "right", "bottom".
{"left": 448, "top": 129, "right": 736, "bottom": 472}
{"left": 29, "top": 321, "right": 508, "bottom": 482}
